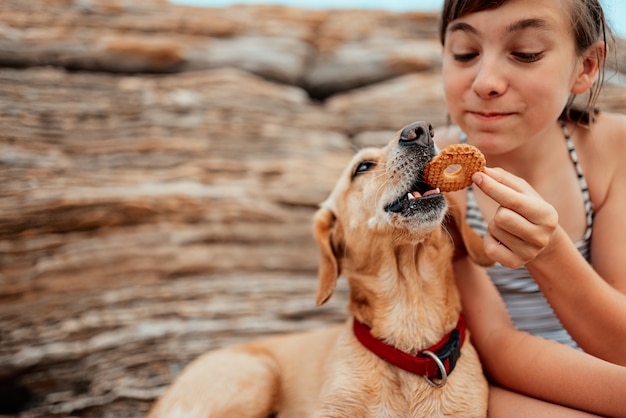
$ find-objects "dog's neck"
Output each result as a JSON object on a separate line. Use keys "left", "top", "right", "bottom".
{"left": 346, "top": 228, "right": 462, "bottom": 354}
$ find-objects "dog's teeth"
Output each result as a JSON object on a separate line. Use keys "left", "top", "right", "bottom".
{"left": 407, "top": 193, "right": 415, "bottom": 200}
{"left": 423, "top": 188, "right": 441, "bottom": 197}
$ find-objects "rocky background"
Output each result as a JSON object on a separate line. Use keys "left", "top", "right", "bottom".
{"left": 1, "top": 0, "right": 625, "bottom": 416}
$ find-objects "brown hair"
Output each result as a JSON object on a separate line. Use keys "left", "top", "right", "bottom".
{"left": 438, "top": 0, "right": 615, "bottom": 125}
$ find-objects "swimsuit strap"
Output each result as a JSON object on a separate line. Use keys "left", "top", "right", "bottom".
{"left": 559, "top": 120, "right": 594, "bottom": 241}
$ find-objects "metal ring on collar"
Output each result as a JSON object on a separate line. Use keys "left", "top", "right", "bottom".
{"left": 421, "top": 350, "right": 448, "bottom": 388}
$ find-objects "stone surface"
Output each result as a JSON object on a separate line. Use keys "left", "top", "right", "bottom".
{"left": 0, "top": 1, "right": 625, "bottom": 416}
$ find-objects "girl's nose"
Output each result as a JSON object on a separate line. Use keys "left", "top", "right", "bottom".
{"left": 472, "top": 57, "right": 508, "bottom": 98}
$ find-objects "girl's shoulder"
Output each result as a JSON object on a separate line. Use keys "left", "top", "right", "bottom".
{"left": 574, "top": 111, "right": 626, "bottom": 209}
{"left": 581, "top": 111, "right": 626, "bottom": 166}
{"left": 591, "top": 111, "right": 626, "bottom": 148}
{"left": 570, "top": 111, "right": 626, "bottom": 157}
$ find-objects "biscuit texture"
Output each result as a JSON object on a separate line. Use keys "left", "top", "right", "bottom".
{"left": 423, "top": 144, "right": 486, "bottom": 192}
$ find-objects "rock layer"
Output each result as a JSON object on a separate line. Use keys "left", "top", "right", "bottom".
{"left": 1, "top": 1, "right": 625, "bottom": 416}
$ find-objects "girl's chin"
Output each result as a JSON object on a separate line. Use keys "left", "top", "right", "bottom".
{"left": 463, "top": 132, "right": 513, "bottom": 154}
{"left": 461, "top": 118, "right": 516, "bottom": 143}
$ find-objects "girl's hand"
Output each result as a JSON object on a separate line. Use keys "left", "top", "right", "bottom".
{"left": 471, "top": 167, "right": 559, "bottom": 268}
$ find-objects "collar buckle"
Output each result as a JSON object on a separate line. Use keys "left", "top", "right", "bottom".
{"left": 420, "top": 350, "right": 448, "bottom": 387}
{"left": 419, "top": 328, "right": 461, "bottom": 387}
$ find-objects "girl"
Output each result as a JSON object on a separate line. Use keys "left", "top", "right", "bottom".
{"left": 436, "top": 0, "right": 626, "bottom": 416}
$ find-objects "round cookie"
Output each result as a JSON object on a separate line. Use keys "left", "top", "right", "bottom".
{"left": 423, "top": 144, "right": 486, "bottom": 192}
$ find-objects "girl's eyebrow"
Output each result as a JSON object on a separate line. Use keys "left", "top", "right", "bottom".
{"left": 506, "top": 18, "right": 553, "bottom": 33}
{"left": 447, "top": 21, "right": 478, "bottom": 36}
{"left": 447, "top": 18, "right": 553, "bottom": 37}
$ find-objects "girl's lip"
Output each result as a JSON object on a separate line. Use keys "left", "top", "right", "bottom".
{"left": 469, "top": 111, "right": 515, "bottom": 120}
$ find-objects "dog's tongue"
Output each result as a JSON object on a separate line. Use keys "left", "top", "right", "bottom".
{"left": 408, "top": 189, "right": 440, "bottom": 199}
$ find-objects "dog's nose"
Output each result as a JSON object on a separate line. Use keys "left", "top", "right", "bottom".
{"left": 399, "top": 121, "right": 434, "bottom": 148}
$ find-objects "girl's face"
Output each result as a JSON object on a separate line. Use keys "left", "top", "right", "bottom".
{"left": 442, "top": 0, "right": 591, "bottom": 153}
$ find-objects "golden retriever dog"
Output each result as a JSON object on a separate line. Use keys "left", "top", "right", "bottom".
{"left": 147, "top": 121, "right": 492, "bottom": 418}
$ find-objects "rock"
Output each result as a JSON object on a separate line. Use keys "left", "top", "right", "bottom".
{"left": 0, "top": 1, "right": 625, "bottom": 416}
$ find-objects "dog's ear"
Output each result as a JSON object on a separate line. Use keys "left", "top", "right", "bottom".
{"left": 313, "top": 207, "right": 341, "bottom": 306}
{"left": 444, "top": 194, "right": 494, "bottom": 267}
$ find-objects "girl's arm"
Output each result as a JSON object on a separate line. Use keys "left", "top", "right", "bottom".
{"left": 472, "top": 165, "right": 626, "bottom": 365}
{"left": 454, "top": 255, "right": 626, "bottom": 417}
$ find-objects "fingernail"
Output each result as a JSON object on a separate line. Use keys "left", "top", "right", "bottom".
{"left": 472, "top": 172, "right": 483, "bottom": 185}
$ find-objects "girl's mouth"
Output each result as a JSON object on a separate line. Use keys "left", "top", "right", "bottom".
{"left": 470, "top": 111, "right": 515, "bottom": 121}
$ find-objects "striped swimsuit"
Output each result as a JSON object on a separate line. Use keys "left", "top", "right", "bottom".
{"left": 464, "top": 121, "right": 593, "bottom": 348}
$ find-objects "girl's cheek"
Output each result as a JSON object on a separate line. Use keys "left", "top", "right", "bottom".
{"left": 443, "top": 67, "right": 467, "bottom": 101}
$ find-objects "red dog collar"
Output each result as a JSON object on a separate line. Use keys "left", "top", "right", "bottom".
{"left": 352, "top": 315, "right": 466, "bottom": 387}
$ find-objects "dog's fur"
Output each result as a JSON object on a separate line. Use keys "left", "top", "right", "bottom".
{"left": 147, "top": 121, "right": 492, "bottom": 418}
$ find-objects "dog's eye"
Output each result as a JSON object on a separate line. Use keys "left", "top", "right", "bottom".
{"left": 353, "top": 161, "right": 376, "bottom": 178}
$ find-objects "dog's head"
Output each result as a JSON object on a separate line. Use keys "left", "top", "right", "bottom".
{"left": 314, "top": 121, "right": 493, "bottom": 305}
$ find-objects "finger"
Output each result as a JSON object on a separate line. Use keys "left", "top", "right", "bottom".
{"left": 472, "top": 168, "right": 540, "bottom": 209}
{"left": 475, "top": 167, "right": 538, "bottom": 196}
{"left": 471, "top": 171, "right": 520, "bottom": 213}
{"left": 491, "top": 205, "right": 548, "bottom": 247}
{"left": 487, "top": 221, "right": 538, "bottom": 265}
{"left": 491, "top": 204, "right": 557, "bottom": 257}
{"left": 483, "top": 231, "right": 525, "bottom": 268}
{"left": 472, "top": 169, "right": 557, "bottom": 226}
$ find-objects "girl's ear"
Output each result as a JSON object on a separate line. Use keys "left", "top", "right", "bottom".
{"left": 571, "top": 41, "right": 606, "bottom": 95}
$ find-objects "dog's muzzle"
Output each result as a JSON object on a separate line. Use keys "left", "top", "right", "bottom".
{"left": 384, "top": 121, "right": 444, "bottom": 217}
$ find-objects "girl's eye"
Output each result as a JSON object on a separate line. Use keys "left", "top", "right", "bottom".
{"left": 512, "top": 52, "right": 543, "bottom": 63}
{"left": 353, "top": 161, "right": 376, "bottom": 178}
{"left": 453, "top": 52, "right": 478, "bottom": 62}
